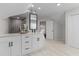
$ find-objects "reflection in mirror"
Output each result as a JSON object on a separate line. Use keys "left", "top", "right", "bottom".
{"left": 29, "top": 13, "right": 37, "bottom": 30}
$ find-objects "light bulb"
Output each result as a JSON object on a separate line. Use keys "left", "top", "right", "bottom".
{"left": 57, "top": 3, "right": 61, "bottom": 6}
{"left": 32, "top": 4, "right": 34, "bottom": 7}
{"left": 38, "top": 7, "right": 41, "bottom": 10}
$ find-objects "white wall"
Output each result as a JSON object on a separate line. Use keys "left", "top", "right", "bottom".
{"left": 38, "top": 18, "right": 65, "bottom": 41}
{"left": 0, "top": 18, "right": 9, "bottom": 34}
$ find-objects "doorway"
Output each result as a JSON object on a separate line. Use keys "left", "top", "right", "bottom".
{"left": 39, "top": 20, "right": 46, "bottom": 39}
{"left": 46, "top": 20, "right": 53, "bottom": 40}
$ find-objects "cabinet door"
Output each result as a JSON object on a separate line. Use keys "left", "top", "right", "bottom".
{"left": 32, "top": 37, "right": 39, "bottom": 50}
{"left": 10, "top": 36, "right": 21, "bottom": 56}
{"left": 0, "top": 37, "right": 10, "bottom": 56}
{"left": 37, "top": 33, "right": 45, "bottom": 49}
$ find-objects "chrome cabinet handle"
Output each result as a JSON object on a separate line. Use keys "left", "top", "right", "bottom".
{"left": 25, "top": 41, "right": 29, "bottom": 43}
{"left": 11, "top": 42, "right": 13, "bottom": 46}
{"left": 37, "top": 38, "right": 40, "bottom": 41}
{"left": 25, "top": 36, "right": 29, "bottom": 38}
{"left": 25, "top": 48, "right": 30, "bottom": 50}
{"left": 9, "top": 42, "right": 11, "bottom": 47}
{"left": 9, "top": 42, "right": 13, "bottom": 47}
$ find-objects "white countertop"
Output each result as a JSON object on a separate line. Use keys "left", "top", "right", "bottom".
{"left": 0, "top": 31, "right": 44, "bottom": 38}
{"left": 0, "top": 33, "right": 21, "bottom": 38}
{"left": 0, "top": 33, "right": 32, "bottom": 38}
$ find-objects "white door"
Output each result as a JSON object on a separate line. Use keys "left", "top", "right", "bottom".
{"left": 46, "top": 20, "right": 53, "bottom": 40}
{"left": 10, "top": 36, "right": 21, "bottom": 56}
{"left": 0, "top": 37, "right": 10, "bottom": 56}
{"left": 68, "top": 15, "right": 79, "bottom": 48}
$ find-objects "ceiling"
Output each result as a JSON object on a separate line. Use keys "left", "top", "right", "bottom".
{"left": 0, "top": 3, "right": 32, "bottom": 19}
{"left": 32, "top": 3, "right": 79, "bottom": 24}
{"left": 0, "top": 3, "right": 79, "bottom": 24}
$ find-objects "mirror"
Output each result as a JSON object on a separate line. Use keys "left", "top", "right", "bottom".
{"left": 29, "top": 13, "right": 37, "bottom": 30}
{"left": 8, "top": 16, "right": 26, "bottom": 33}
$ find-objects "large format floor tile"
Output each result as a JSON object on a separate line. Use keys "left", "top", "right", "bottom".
{"left": 30, "top": 40, "right": 79, "bottom": 56}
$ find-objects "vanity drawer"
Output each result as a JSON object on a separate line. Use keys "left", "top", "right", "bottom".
{"left": 22, "top": 36, "right": 32, "bottom": 44}
{"left": 22, "top": 40, "right": 31, "bottom": 46}
{"left": 22, "top": 46, "right": 32, "bottom": 55}
{"left": 22, "top": 36, "right": 32, "bottom": 55}
{"left": 23, "top": 39, "right": 31, "bottom": 43}
{"left": 23, "top": 45, "right": 31, "bottom": 50}
{"left": 25, "top": 47, "right": 31, "bottom": 50}
{"left": 22, "top": 35, "right": 32, "bottom": 39}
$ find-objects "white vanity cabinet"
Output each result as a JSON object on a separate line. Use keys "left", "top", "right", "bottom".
{"left": 10, "top": 36, "right": 21, "bottom": 56}
{"left": 0, "top": 33, "right": 45, "bottom": 56}
{"left": 32, "top": 36, "right": 39, "bottom": 51}
{"left": 0, "top": 35, "right": 21, "bottom": 56}
{"left": 0, "top": 37, "right": 10, "bottom": 56}
{"left": 37, "top": 33, "right": 45, "bottom": 49}
{"left": 21, "top": 33, "right": 45, "bottom": 55}
{"left": 21, "top": 34, "right": 40, "bottom": 55}
{"left": 21, "top": 34, "right": 32, "bottom": 55}
{"left": 32, "top": 33, "right": 45, "bottom": 51}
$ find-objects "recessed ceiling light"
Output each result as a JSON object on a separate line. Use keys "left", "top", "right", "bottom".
{"left": 17, "top": 17, "right": 20, "bottom": 19}
{"left": 38, "top": 7, "right": 41, "bottom": 10}
{"left": 32, "top": 4, "right": 34, "bottom": 7}
{"left": 57, "top": 3, "right": 61, "bottom": 6}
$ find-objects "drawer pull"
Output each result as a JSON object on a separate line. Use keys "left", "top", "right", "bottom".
{"left": 25, "top": 48, "right": 30, "bottom": 50}
{"left": 37, "top": 38, "right": 40, "bottom": 41}
{"left": 25, "top": 41, "right": 29, "bottom": 43}
{"left": 25, "top": 37, "right": 29, "bottom": 38}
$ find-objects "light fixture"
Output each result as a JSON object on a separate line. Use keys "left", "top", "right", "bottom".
{"left": 57, "top": 3, "right": 61, "bottom": 6}
{"left": 32, "top": 4, "right": 34, "bottom": 7}
{"left": 38, "top": 7, "right": 41, "bottom": 10}
{"left": 17, "top": 17, "right": 20, "bottom": 19}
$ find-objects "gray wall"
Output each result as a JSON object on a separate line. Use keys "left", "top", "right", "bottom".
{"left": 53, "top": 20, "right": 65, "bottom": 41}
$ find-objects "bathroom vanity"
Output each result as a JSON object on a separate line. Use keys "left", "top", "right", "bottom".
{"left": 0, "top": 32, "right": 45, "bottom": 56}
{"left": 0, "top": 10, "right": 45, "bottom": 56}
{"left": 22, "top": 32, "right": 45, "bottom": 55}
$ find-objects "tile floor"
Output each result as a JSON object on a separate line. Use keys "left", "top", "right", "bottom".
{"left": 30, "top": 40, "right": 79, "bottom": 56}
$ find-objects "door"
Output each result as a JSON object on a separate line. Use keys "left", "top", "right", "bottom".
{"left": 10, "top": 36, "right": 21, "bottom": 56}
{"left": 68, "top": 15, "right": 79, "bottom": 48}
{"left": 0, "top": 37, "right": 10, "bottom": 56}
{"left": 46, "top": 20, "right": 53, "bottom": 40}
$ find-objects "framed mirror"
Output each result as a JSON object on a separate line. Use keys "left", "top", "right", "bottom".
{"left": 29, "top": 13, "right": 38, "bottom": 30}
